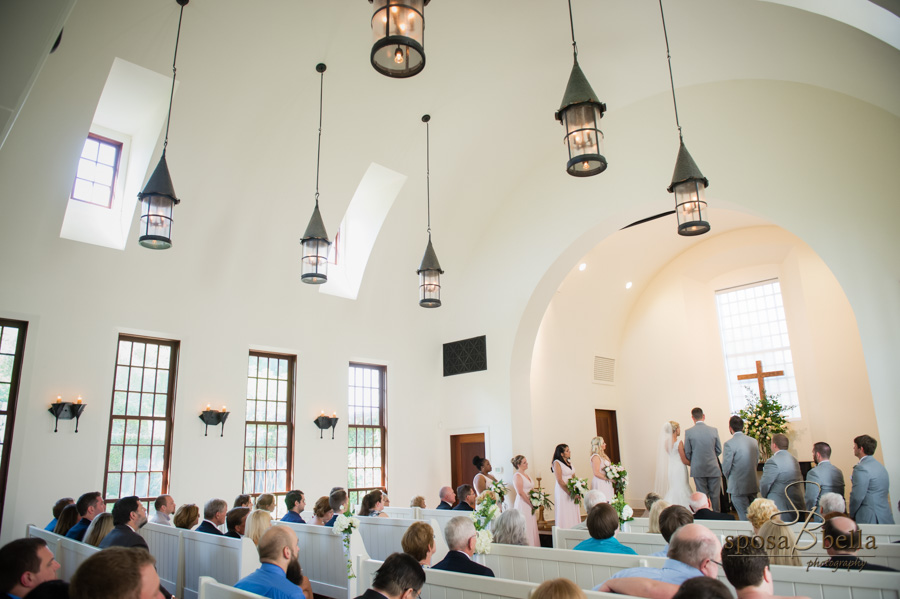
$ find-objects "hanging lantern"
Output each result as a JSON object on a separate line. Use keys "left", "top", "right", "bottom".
{"left": 300, "top": 63, "right": 332, "bottom": 285}
{"left": 668, "top": 141, "right": 710, "bottom": 236}
{"left": 369, "top": 0, "right": 429, "bottom": 78}
{"left": 417, "top": 235, "right": 443, "bottom": 308}
{"left": 555, "top": 61, "right": 607, "bottom": 177}
{"left": 137, "top": 154, "right": 179, "bottom": 249}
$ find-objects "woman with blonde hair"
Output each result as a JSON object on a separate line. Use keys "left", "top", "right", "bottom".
{"left": 410, "top": 495, "right": 426, "bottom": 509}
{"left": 255, "top": 493, "right": 275, "bottom": 513}
{"left": 647, "top": 499, "right": 671, "bottom": 534}
{"left": 401, "top": 521, "right": 436, "bottom": 566}
{"left": 530, "top": 578, "right": 586, "bottom": 599}
{"left": 654, "top": 421, "right": 692, "bottom": 509}
{"left": 310, "top": 496, "right": 334, "bottom": 526}
{"left": 174, "top": 504, "right": 200, "bottom": 529}
{"left": 82, "top": 512, "right": 114, "bottom": 546}
{"left": 757, "top": 519, "right": 802, "bottom": 566}
{"left": 511, "top": 454, "right": 539, "bottom": 546}
{"left": 246, "top": 509, "right": 273, "bottom": 545}
{"left": 746, "top": 497, "right": 780, "bottom": 535}
{"left": 589, "top": 437, "right": 614, "bottom": 502}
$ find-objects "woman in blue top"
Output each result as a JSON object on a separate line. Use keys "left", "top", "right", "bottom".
{"left": 573, "top": 503, "right": 637, "bottom": 555}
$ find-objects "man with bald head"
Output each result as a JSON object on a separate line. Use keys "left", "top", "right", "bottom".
{"left": 436, "top": 486, "right": 455, "bottom": 510}
{"left": 235, "top": 526, "right": 305, "bottom": 598}
{"left": 820, "top": 515, "right": 898, "bottom": 572}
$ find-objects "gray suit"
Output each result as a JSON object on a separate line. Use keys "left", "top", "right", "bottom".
{"left": 804, "top": 460, "right": 845, "bottom": 512}
{"left": 849, "top": 455, "right": 894, "bottom": 524}
{"left": 759, "top": 449, "right": 805, "bottom": 518}
{"left": 722, "top": 431, "right": 759, "bottom": 521}
{"left": 684, "top": 421, "right": 723, "bottom": 511}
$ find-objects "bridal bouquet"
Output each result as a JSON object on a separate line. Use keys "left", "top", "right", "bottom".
{"left": 566, "top": 476, "right": 589, "bottom": 505}
{"left": 489, "top": 479, "right": 508, "bottom": 503}
{"left": 611, "top": 493, "right": 634, "bottom": 528}
{"left": 605, "top": 463, "right": 628, "bottom": 497}
{"left": 332, "top": 510, "right": 361, "bottom": 579}
{"left": 528, "top": 488, "right": 553, "bottom": 515}
{"left": 470, "top": 491, "right": 500, "bottom": 554}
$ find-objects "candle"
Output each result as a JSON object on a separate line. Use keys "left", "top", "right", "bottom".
{"left": 76, "top": 396, "right": 83, "bottom": 405}
{"left": 332, "top": 412, "right": 337, "bottom": 418}
{"left": 56, "top": 395, "right": 62, "bottom": 403}
{"left": 220, "top": 405, "right": 226, "bottom": 413}
{"left": 206, "top": 403, "right": 211, "bottom": 410}
{"left": 320, "top": 410, "right": 325, "bottom": 416}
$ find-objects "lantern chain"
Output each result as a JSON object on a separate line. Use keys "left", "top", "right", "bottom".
{"left": 314, "top": 66, "right": 325, "bottom": 207}
{"left": 425, "top": 118, "right": 431, "bottom": 236}
{"left": 566, "top": 0, "right": 579, "bottom": 60}
{"left": 163, "top": 2, "right": 187, "bottom": 154}
{"left": 659, "top": 0, "right": 683, "bottom": 143}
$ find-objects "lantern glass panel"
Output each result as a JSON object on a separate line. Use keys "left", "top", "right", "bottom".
{"left": 563, "top": 103, "right": 605, "bottom": 175}
{"left": 371, "top": 0, "right": 425, "bottom": 76}
{"left": 139, "top": 194, "right": 174, "bottom": 249}
{"left": 419, "top": 270, "right": 441, "bottom": 307}
{"left": 674, "top": 180, "right": 710, "bottom": 235}
{"left": 301, "top": 238, "right": 330, "bottom": 283}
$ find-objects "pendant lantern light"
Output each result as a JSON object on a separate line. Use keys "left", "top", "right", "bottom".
{"left": 416, "top": 115, "right": 444, "bottom": 308}
{"left": 300, "top": 64, "right": 332, "bottom": 284}
{"left": 555, "top": 0, "right": 607, "bottom": 177}
{"left": 369, "top": 0, "right": 429, "bottom": 78}
{"left": 659, "top": 0, "right": 710, "bottom": 236}
{"left": 137, "top": 0, "right": 189, "bottom": 249}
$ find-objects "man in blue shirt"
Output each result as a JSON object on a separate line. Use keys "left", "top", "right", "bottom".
{"left": 236, "top": 526, "right": 305, "bottom": 599}
{"left": 594, "top": 523, "right": 721, "bottom": 595}
{"left": 573, "top": 504, "right": 638, "bottom": 555}
{"left": 66, "top": 492, "right": 105, "bottom": 542}
{"left": 649, "top": 504, "right": 693, "bottom": 558}
{"left": 281, "top": 490, "right": 306, "bottom": 524}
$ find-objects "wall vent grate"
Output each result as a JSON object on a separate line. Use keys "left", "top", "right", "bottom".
{"left": 593, "top": 356, "right": 616, "bottom": 384}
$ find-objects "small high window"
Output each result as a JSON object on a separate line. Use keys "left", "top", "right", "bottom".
{"left": 71, "top": 134, "right": 122, "bottom": 209}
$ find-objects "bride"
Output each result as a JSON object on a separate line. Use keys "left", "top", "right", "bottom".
{"left": 654, "top": 420, "right": 693, "bottom": 508}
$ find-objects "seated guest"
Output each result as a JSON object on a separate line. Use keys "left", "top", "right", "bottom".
{"left": 651, "top": 505, "right": 693, "bottom": 558}
{"left": 452, "top": 485, "right": 475, "bottom": 511}
{"left": 595, "top": 523, "right": 721, "bottom": 593}
{"left": 235, "top": 526, "right": 305, "bottom": 599}
{"left": 326, "top": 489, "right": 347, "bottom": 527}
{"left": 173, "top": 503, "right": 199, "bottom": 530}
{"left": 648, "top": 500, "right": 671, "bottom": 534}
{"left": 573, "top": 504, "right": 637, "bottom": 555}
{"left": 0, "top": 538, "right": 61, "bottom": 598}
{"left": 196, "top": 498, "right": 227, "bottom": 535}
{"left": 401, "top": 522, "right": 436, "bottom": 566}
{"left": 722, "top": 537, "right": 812, "bottom": 598}
{"left": 234, "top": 494, "right": 253, "bottom": 508}
{"left": 436, "top": 486, "right": 455, "bottom": 510}
{"left": 225, "top": 507, "right": 251, "bottom": 538}
{"left": 492, "top": 508, "right": 528, "bottom": 546}
{"left": 689, "top": 492, "right": 736, "bottom": 520}
{"left": 645, "top": 492, "right": 662, "bottom": 513}
{"left": 65, "top": 491, "right": 105, "bottom": 541}
{"left": 24, "top": 580, "right": 70, "bottom": 599}
{"left": 150, "top": 495, "right": 176, "bottom": 526}
{"left": 69, "top": 547, "right": 161, "bottom": 599}
{"left": 83, "top": 512, "right": 114, "bottom": 547}
{"left": 573, "top": 490, "right": 608, "bottom": 531}
{"left": 747, "top": 498, "right": 780, "bottom": 535}
{"left": 410, "top": 495, "right": 426, "bottom": 509}
{"left": 819, "top": 515, "right": 898, "bottom": 571}
{"left": 247, "top": 509, "right": 274, "bottom": 545}
{"left": 531, "top": 578, "right": 586, "bottom": 599}
{"left": 672, "top": 577, "right": 732, "bottom": 599}
{"left": 99, "top": 495, "right": 149, "bottom": 549}
{"left": 431, "top": 516, "right": 494, "bottom": 577}
{"left": 282, "top": 490, "right": 306, "bottom": 523}
{"left": 52, "top": 504, "right": 80, "bottom": 537}
{"left": 256, "top": 493, "right": 276, "bottom": 513}
{"left": 44, "top": 497, "right": 73, "bottom": 532}
{"left": 310, "top": 496, "right": 333, "bottom": 526}
{"left": 353, "top": 552, "right": 425, "bottom": 599}
{"left": 757, "top": 520, "right": 801, "bottom": 566}
{"left": 819, "top": 492, "right": 846, "bottom": 515}
{"left": 359, "top": 490, "right": 389, "bottom": 517}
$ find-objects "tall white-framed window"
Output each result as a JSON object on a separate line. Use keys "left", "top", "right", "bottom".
{"left": 715, "top": 279, "right": 800, "bottom": 419}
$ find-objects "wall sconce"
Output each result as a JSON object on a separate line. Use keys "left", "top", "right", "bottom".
{"left": 314, "top": 411, "right": 339, "bottom": 439}
{"left": 199, "top": 404, "right": 229, "bottom": 437}
{"left": 48, "top": 395, "right": 86, "bottom": 433}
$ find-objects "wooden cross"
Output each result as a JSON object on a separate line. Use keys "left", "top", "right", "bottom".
{"left": 737, "top": 360, "right": 784, "bottom": 399}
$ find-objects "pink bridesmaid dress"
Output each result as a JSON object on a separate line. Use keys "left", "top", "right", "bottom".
{"left": 513, "top": 471, "right": 540, "bottom": 546}
{"left": 553, "top": 460, "right": 582, "bottom": 529}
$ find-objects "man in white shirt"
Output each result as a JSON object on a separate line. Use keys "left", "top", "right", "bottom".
{"left": 149, "top": 495, "right": 176, "bottom": 526}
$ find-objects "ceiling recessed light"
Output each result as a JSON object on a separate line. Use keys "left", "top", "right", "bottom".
{"left": 579, "top": 263, "right": 587, "bottom": 271}
{"left": 625, "top": 281, "right": 633, "bottom": 289}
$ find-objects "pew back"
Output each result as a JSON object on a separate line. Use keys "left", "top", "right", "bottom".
{"left": 198, "top": 576, "right": 265, "bottom": 599}
{"left": 182, "top": 531, "right": 242, "bottom": 599}
{"left": 276, "top": 521, "right": 367, "bottom": 599}
{"left": 26, "top": 526, "right": 64, "bottom": 572}
{"left": 57, "top": 537, "right": 100, "bottom": 582}
{"left": 141, "top": 523, "right": 184, "bottom": 595}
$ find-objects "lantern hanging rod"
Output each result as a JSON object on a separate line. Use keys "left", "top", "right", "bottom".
{"left": 314, "top": 63, "right": 326, "bottom": 207}
{"left": 163, "top": 0, "right": 189, "bottom": 153}
{"left": 659, "top": 0, "right": 683, "bottom": 143}
{"left": 423, "top": 114, "right": 431, "bottom": 235}
{"left": 567, "top": 0, "right": 578, "bottom": 60}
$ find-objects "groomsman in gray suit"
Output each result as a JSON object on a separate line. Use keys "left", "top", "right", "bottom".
{"left": 759, "top": 434, "right": 805, "bottom": 519}
{"left": 849, "top": 434, "right": 894, "bottom": 524}
{"left": 722, "top": 415, "right": 759, "bottom": 521}
{"left": 805, "top": 442, "right": 845, "bottom": 512}
{"left": 684, "top": 407, "right": 723, "bottom": 512}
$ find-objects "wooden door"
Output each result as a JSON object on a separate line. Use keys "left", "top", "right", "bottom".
{"left": 595, "top": 409, "right": 620, "bottom": 464}
{"left": 450, "top": 433, "right": 485, "bottom": 497}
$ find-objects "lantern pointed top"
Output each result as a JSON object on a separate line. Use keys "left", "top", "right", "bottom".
{"left": 667, "top": 140, "right": 709, "bottom": 192}
{"left": 417, "top": 236, "right": 443, "bottom": 274}
{"left": 138, "top": 153, "right": 180, "bottom": 204}
{"left": 556, "top": 60, "right": 606, "bottom": 119}
{"left": 302, "top": 203, "right": 330, "bottom": 242}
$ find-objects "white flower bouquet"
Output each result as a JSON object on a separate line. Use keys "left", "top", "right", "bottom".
{"left": 489, "top": 479, "right": 508, "bottom": 503}
{"left": 471, "top": 490, "right": 501, "bottom": 532}
{"left": 604, "top": 463, "right": 628, "bottom": 496}
{"left": 528, "top": 488, "right": 553, "bottom": 515}
{"left": 332, "top": 511, "right": 361, "bottom": 579}
{"left": 611, "top": 493, "right": 634, "bottom": 527}
{"left": 566, "top": 476, "right": 589, "bottom": 505}
{"left": 474, "top": 529, "right": 494, "bottom": 555}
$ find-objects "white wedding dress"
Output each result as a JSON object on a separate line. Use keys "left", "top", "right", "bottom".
{"left": 654, "top": 422, "right": 692, "bottom": 509}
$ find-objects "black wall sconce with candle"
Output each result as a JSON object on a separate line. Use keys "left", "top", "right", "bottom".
{"left": 48, "top": 395, "right": 86, "bottom": 432}
{"left": 314, "top": 411, "right": 339, "bottom": 439}
{"left": 199, "top": 404, "right": 229, "bottom": 437}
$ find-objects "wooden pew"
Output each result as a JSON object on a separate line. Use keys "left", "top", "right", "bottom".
{"left": 552, "top": 528, "right": 667, "bottom": 554}
{"left": 420, "top": 508, "right": 461, "bottom": 540}
{"left": 181, "top": 531, "right": 242, "bottom": 599}
{"left": 198, "top": 576, "right": 265, "bottom": 599}
{"left": 382, "top": 506, "right": 419, "bottom": 519}
{"left": 57, "top": 537, "right": 100, "bottom": 583}
{"left": 26, "top": 526, "right": 64, "bottom": 571}
{"left": 276, "top": 521, "right": 367, "bottom": 599}
{"left": 356, "top": 516, "right": 449, "bottom": 563}
{"left": 141, "top": 522, "right": 184, "bottom": 595}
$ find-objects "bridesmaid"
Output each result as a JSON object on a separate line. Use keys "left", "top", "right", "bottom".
{"left": 551, "top": 444, "right": 581, "bottom": 529}
{"left": 590, "top": 436, "right": 615, "bottom": 501}
{"left": 472, "top": 455, "right": 497, "bottom": 494}
{"left": 512, "top": 455, "right": 540, "bottom": 546}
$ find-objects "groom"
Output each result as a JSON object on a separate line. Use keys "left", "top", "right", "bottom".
{"left": 684, "top": 407, "right": 723, "bottom": 512}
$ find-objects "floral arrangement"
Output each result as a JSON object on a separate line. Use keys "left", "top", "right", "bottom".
{"left": 604, "top": 463, "right": 628, "bottom": 497}
{"left": 489, "top": 479, "right": 508, "bottom": 503}
{"left": 470, "top": 490, "right": 501, "bottom": 554}
{"left": 736, "top": 387, "right": 793, "bottom": 462}
{"left": 332, "top": 510, "right": 360, "bottom": 579}
{"left": 611, "top": 493, "right": 633, "bottom": 528}
{"left": 566, "top": 476, "right": 589, "bottom": 505}
{"left": 528, "top": 488, "right": 553, "bottom": 515}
